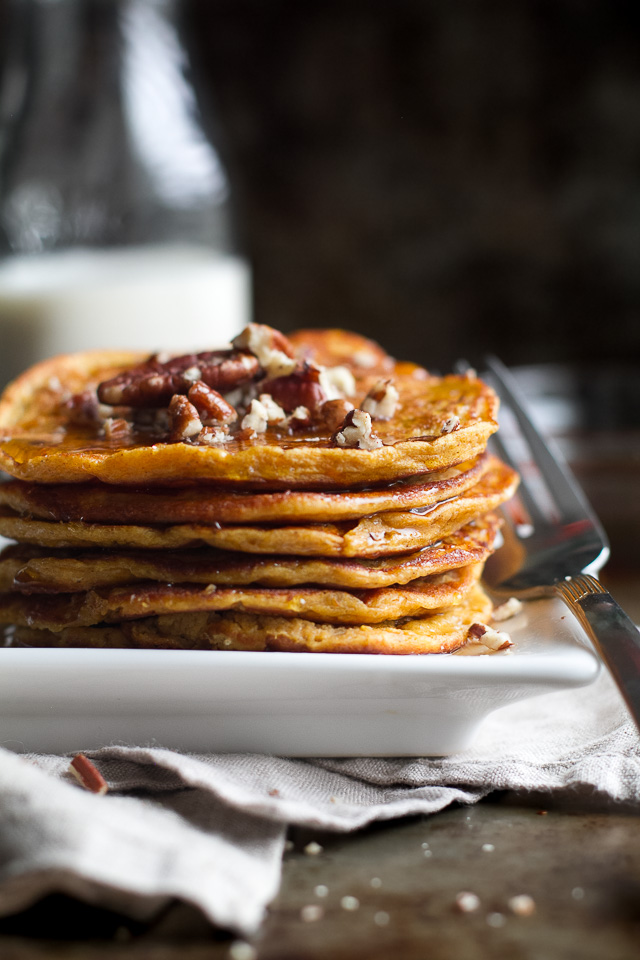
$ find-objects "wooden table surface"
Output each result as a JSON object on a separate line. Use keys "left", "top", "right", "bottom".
{"left": 1, "top": 570, "right": 638, "bottom": 960}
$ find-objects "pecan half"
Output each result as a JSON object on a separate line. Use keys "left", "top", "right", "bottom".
{"left": 168, "top": 395, "right": 202, "bottom": 441}
{"left": 97, "top": 350, "right": 260, "bottom": 407}
{"left": 261, "top": 363, "right": 327, "bottom": 412}
{"left": 188, "top": 381, "right": 237, "bottom": 424}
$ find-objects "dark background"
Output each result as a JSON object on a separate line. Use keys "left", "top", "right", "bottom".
{"left": 1, "top": 0, "right": 640, "bottom": 372}
{"left": 182, "top": 0, "right": 640, "bottom": 371}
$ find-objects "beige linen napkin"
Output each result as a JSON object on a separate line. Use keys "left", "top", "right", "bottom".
{"left": 0, "top": 670, "right": 637, "bottom": 936}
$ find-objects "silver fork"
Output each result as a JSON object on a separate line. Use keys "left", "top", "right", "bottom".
{"left": 481, "top": 355, "right": 640, "bottom": 730}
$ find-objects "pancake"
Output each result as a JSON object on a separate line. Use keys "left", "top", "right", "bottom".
{"left": 6, "top": 582, "right": 494, "bottom": 654}
{"left": 0, "top": 325, "right": 518, "bottom": 656}
{"left": 0, "top": 331, "right": 499, "bottom": 487}
{"left": 0, "top": 562, "right": 483, "bottom": 628}
{"left": 0, "top": 453, "right": 492, "bottom": 525}
{"left": 0, "top": 516, "right": 501, "bottom": 593}
{"left": 0, "top": 460, "right": 518, "bottom": 557}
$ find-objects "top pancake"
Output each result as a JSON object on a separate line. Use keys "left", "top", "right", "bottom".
{"left": 0, "top": 330, "right": 499, "bottom": 487}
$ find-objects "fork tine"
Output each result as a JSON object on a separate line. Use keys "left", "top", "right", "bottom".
{"left": 488, "top": 429, "right": 540, "bottom": 527}
{"left": 484, "top": 355, "right": 606, "bottom": 533}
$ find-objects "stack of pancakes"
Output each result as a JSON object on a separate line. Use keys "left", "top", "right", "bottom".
{"left": 0, "top": 327, "right": 518, "bottom": 654}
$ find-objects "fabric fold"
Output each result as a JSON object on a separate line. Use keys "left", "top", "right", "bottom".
{"left": 0, "top": 671, "right": 637, "bottom": 936}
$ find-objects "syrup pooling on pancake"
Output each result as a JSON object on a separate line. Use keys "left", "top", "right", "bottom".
{"left": 0, "top": 454, "right": 492, "bottom": 525}
{"left": 0, "top": 325, "right": 520, "bottom": 654}
{"left": 0, "top": 460, "right": 518, "bottom": 557}
{"left": 0, "top": 328, "right": 499, "bottom": 486}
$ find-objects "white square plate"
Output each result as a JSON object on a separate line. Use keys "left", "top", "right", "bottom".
{"left": 0, "top": 595, "right": 599, "bottom": 756}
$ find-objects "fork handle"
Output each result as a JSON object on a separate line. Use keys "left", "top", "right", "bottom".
{"left": 556, "top": 575, "right": 640, "bottom": 729}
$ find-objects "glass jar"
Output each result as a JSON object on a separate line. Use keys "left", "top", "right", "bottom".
{"left": 0, "top": 0, "right": 251, "bottom": 387}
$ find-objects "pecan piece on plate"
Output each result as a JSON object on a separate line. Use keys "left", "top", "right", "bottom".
{"left": 465, "top": 622, "right": 512, "bottom": 651}
{"left": 97, "top": 350, "right": 260, "bottom": 407}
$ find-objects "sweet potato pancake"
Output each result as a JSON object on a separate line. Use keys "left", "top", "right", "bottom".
{"left": 0, "top": 516, "right": 500, "bottom": 593}
{"left": 0, "top": 453, "right": 491, "bottom": 525}
{"left": 0, "top": 459, "right": 517, "bottom": 557}
{"left": 0, "top": 324, "right": 520, "bottom": 655}
{"left": 0, "top": 563, "right": 483, "bottom": 629}
{"left": 0, "top": 330, "right": 498, "bottom": 486}
{"left": 7, "top": 582, "right": 494, "bottom": 654}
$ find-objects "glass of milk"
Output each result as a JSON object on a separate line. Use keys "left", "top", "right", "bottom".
{"left": 0, "top": 246, "right": 251, "bottom": 387}
{"left": 0, "top": 0, "right": 251, "bottom": 388}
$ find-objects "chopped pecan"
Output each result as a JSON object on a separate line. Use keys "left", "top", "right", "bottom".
{"left": 240, "top": 394, "right": 286, "bottom": 435}
{"left": 241, "top": 398, "right": 269, "bottom": 435}
{"left": 102, "top": 417, "right": 132, "bottom": 441}
{"left": 258, "top": 393, "right": 286, "bottom": 423}
{"left": 64, "top": 390, "right": 103, "bottom": 425}
{"left": 97, "top": 350, "right": 260, "bottom": 407}
{"left": 319, "top": 365, "right": 356, "bottom": 399}
{"left": 68, "top": 754, "right": 108, "bottom": 795}
{"left": 352, "top": 348, "right": 379, "bottom": 369}
{"left": 262, "top": 363, "right": 327, "bottom": 412}
{"left": 361, "top": 379, "right": 399, "bottom": 420}
{"left": 492, "top": 597, "right": 523, "bottom": 622}
{"left": 465, "top": 622, "right": 512, "bottom": 651}
{"left": 334, "top": 408, "right": 383, "bottom": 451}
{"left": 441, "top": 415, "right": 460, "bottom": 434}
{"left": 196, "top": 426, "right": 232, "bottom": 445}
{"left": 188, "top": 381, "right": 237, "bottom": 424}
{"left": 168, "top": 395, "right": 202, "bottom": 441}
{"left": 467, "top": 622, "right": 488, "bottom": 641}
{"left": 318, "top": 398, "right": 355, "bottom": 433}
{"left": 232, "top": 323, "right": 297, "bottom": 379}
{"left": 284, "top": 405, "right": 312, "bottom": 430}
